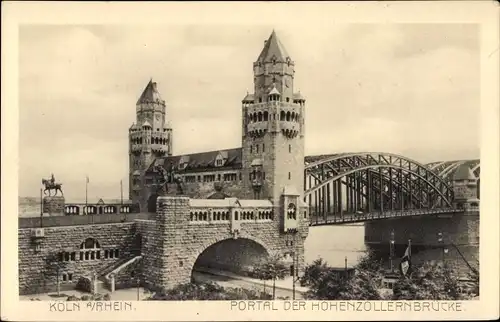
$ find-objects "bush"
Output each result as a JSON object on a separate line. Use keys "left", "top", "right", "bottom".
{"left": 148, "top": 281, "right": 272, "bottom": 301}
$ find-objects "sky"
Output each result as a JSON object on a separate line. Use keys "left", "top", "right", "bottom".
{"left": 18, "top": 24, "right": 480, "bottom": 199}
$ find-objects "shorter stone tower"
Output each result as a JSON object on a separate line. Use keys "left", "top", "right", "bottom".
{"left": 452, "top": 164, "right": 479, "bottom": 210}
{"left": 129, "top": 80, "right": 173, "bottom": 210}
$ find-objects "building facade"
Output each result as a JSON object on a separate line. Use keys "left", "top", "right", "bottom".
{"left": 130, "top": 31, "right": 306, "bottom": 213}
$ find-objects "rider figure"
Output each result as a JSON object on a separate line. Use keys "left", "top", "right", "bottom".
{"left": 50, "top": 173, "right": 55, "bottom": 186}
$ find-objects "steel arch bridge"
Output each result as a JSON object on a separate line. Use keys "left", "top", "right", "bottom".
{"left": 303, "top": 152, "right": 475, "bottom": 226}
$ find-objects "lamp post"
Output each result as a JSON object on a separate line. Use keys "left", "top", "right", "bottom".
{"left": 437, "top": 232, "right": 447, "bottom": 264}
{"left": 40, "top": 188, "right": 43, "bottom": 228}
{"left": 291, "top": 231, "right": 300, "bottom": 300}
{"left": 389, "top": 230, "right": 395, "bottom": 273}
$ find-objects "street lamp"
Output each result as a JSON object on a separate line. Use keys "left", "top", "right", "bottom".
{"left": 291, "top": 231, "right": 301, "bottom": 300}
{"left": 389, "top": 230, "right": 395, "bottom": 273}
{"left": 437, "top": 232, "right": 447, "bottom": 264}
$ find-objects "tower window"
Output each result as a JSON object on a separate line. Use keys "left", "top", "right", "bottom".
{"left": 262, "top": 143, "right": 265, "bottom": 152}
{"left": 256, "top": 145, "right": 259, "bottom": 153}
{"left": 239, "top": 173, "right": 242, "bottom": 181}
{"left": 289, "top": 144, "right": 291, "bottom": 153}
{"left": 286, "top": 97, "right": 290, "bottom": 102}
{"left": 259, "top": 98, "right": 262, "bottom": 103}
{"left": 288, "top": 172, "right": 291, "bottom": 180}
{"left": 250, "top": 146, "right": 253, "bottom": 153}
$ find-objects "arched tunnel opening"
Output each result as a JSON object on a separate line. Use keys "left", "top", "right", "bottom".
{"left": 191, "top": 238, "right": 269, "bottom": 280}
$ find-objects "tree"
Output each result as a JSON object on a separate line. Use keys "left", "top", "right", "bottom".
{"left": 300, "top": 252, "right": 385, "bottom": 300}
{"left": 392, "top": 262, "right": 470, "bottom": 300}
{"left": 252, "top": 253, "right": 287, "bottom": 299}
{"left": 44, "top": 253, "right": 69, "bottom": 297}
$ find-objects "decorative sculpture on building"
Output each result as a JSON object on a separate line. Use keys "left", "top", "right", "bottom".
{"left": 154, "top": 165, "right": 184, "bottom": 196}
{"left": 41, "top": 173, "right": 64, "bottom": 196}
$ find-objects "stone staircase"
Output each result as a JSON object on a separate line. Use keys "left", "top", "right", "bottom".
{"left": 97, "top": 256, "right": 135, "bottom": 291}
{"left": 98, "top": 255, "right": 142, "bottom": 292}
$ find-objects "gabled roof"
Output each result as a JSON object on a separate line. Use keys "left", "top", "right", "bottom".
{"left": 137, "top": 79, "right": 164, "bottom": 105}
{"left": 142, "top": 120, "right": 152, "bottom": 128}
{"left": 256, "top": 30, "right": 291, "bottom": 63}
{"left": 146, "top": 147, "right": 242, "bottom": 174}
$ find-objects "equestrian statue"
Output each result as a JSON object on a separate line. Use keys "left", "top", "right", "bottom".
{"left": 41, "top": 173, "right": 64, "bottom": 197}
{"left": 154, "top": 165, "right": 184, "bottom": 196}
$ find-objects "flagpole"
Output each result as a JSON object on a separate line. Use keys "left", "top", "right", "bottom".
{"left": 40, "top": 188, "right": 43, "bottom": 228}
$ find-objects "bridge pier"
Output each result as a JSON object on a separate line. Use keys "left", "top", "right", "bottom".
{"left": 364, "top": 213, "right": 479, "bottom": 274}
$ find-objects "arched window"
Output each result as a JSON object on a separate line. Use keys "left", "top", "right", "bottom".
{"left": 258, "top": 112, "right": 263, "bottom": 122}
{"left": 286, "top": 111, "right": 291, "bottom": 121}
{"left": 80, "top": 238, "right": 101, "bottom": 261}
{"left": 287, "top": 203, "right": 297, "bottom": 220}
{"left": 253, "top": 112, "right": 258, "bottom": 122}
{"left": 81, "top": 238, "right": 100, "bottom": 249}
{"left": 280, "top": 111, "right": 286, "bottom": 121}
{"left": 286, "top": 97, "right": 290, "bottom": 102}
{"left": 263, "top": 111, "right": 269, "bottom": 121}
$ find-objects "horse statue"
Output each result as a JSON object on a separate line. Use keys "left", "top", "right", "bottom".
{"left": 42, "top": 175, "right": 64, "bottom": 197}
{"left": 154, "top": 165, "right": 184, "bottom": 196}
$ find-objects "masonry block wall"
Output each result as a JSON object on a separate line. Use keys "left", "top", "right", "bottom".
{"left": 143, "top": 196, "right": 309, "bottom": 292}
{"left": 164, "top": 180, "right": 244, "bottom": 199}
{"left": 364, "top": 213, "right": 479, "bottom": 247}
{"left": 18, "top": 223, "right": 140, "bottom": 295}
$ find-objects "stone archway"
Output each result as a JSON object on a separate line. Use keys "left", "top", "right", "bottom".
{"left": 190, "top": 236, "right": 272, "bottom": 280}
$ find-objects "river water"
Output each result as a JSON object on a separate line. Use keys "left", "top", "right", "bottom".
{"left": 304, "top": 223, "right": 479, "bottom": 277}
{"left": 304, "top": 224, "right": 367, "bottom": 267}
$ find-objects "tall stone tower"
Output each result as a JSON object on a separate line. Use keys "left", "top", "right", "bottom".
{"left": 129, "top": 80, "right": 173, "bottom": 205}
{"left": 241, "top": 31, "right": 306, "bottom": 205}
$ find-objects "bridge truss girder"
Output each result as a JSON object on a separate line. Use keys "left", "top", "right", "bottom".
{"left": 304, "top": 153, "right": 454, "bottom": 218}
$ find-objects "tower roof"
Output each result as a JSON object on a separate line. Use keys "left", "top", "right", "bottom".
{"left": 137, "top": 79, "right": 163, "bottom": 105}
{"left": 242, "top": 92, "right": 255, "bottom": 102}
{"left": 293, "top": 92, "right": 305, "bottom": 101}
{"left": 453, "top": 164, "right": 476, "bottom": 181}
{"left": 256, "top": 30, "right": 291, "bottom": 63}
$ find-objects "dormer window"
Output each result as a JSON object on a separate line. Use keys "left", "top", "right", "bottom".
{"left": 214, "top": 151, "right": 228, "bottom": 167}
{"left": 178, "top": 156, "right": 190, "bottom": 170}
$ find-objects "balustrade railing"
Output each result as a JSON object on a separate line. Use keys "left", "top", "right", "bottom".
{"left": 309, "top": 208, "right": 462, "bottom": 226}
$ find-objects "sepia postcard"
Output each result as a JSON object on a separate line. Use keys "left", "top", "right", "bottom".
{"left": 1, "top": 1, "right": 499, "bottom": 321}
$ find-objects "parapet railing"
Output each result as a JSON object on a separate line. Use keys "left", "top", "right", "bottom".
{"left": 19, "top": 212, "right": 155, "bottom": 229}
{"left": 309, "top": 208, "right": 463, "bottom": 226}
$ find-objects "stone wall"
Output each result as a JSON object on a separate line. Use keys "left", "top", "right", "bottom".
{"left": 142, "top": 196, "right": 309, "bottom": 291}
{"left": 164, "top": 178, "right": 244, "bottom": 199}
{"left": 364, "top": 212, "right": 479, "bottom": 246}
{"left": 43, "top": 196, "right": 65, "bottom": 216}
{"left": 18, "top": 222, "right": 140, "bottom": 295}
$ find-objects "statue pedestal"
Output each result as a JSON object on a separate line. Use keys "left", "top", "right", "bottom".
{"left": 43, "top": 196, "right": 65, "bottom": 216}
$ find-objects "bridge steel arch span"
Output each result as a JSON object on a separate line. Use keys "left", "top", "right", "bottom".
{"left": 304, "top": 153, "right": 455, "bottom": 221}
{"left": 427, "top": 159, "right": 480, "bottom": 199}
{"left": 190, "top": 235, "right": 273, "bottom": 278}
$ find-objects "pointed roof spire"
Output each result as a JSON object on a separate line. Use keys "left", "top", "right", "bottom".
{"left": 137, "top": 79, "right": 164, "bottom": 105}
{"left": 256, "top": 30, "right": 291, "bottom": 63}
